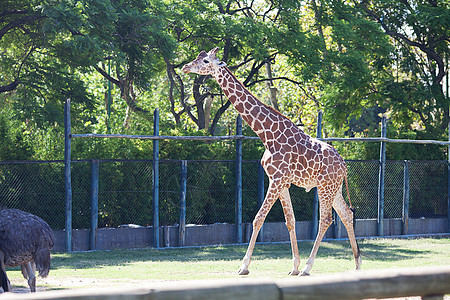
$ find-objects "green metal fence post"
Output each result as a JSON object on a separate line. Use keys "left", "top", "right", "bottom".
{"left": 64, "top": 99, "right": 72, "bottom": 252}
{"left": 402, "top": 160, "right": 410, "bottom": 235}
{"left": 153, "top": 108, "right": 160, "bottom": 248}
{"left": 235, "top": 115, "right": 243, "bottom": 244}
{"left": 378, "top": 116, "right": 387, "bottom": 236}
{"left": 447, "top": 56, "right": 449, "bottom": 233}
{"left": 90, "top": 159, "right": 99, "bottom": 250}
{"left": 179, "top": 160, "right": 187, "bottom": 247}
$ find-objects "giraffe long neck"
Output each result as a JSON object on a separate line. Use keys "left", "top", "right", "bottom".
{"left": 213, "top": 67, "right": 305, "bottom": 148}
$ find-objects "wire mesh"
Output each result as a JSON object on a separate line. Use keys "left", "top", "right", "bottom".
{"left": 72, "top": 161, "right": 92, "bottom": 229}
{"left": 242, "top": 161, "right": 260, "bottom": 223}
{"left": 98, "top": 160, "right": 153, "bottom": 228}
{"left": 160, "top": 160, "right": 182, "bottom": 225}
{"left": 0, "top": 161, "right": 65, "bottom": 229}
{"left": 345, "top": 160, "right": 380, "bottom": 219}
{"left": 384, "top": 161, "right": 405, "bottom": 219}
{"left": 409, "top": 161, "right": 448, "bottom": 218}
{"left": 185, "top": 160, "right": 235, "bottom": 225}
{"left": 0, "top": 159, "right": 447, "bottom": 230}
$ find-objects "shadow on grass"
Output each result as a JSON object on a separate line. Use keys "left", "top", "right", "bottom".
{"left": 50, "top": 238, "right": 437, "bottom": 270}
{"left": 317, "top": 240, "right": 434, "bottom": 263}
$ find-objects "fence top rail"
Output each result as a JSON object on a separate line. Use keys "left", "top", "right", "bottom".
{"left": 71, "top": 133, "right": 450, "bottom": 146}
{"left": 71, "top": 133, "right": 260, "bottom": 141}
{"left": 321, "top": 137, "right": 450, "bottom": 146}
{"left": 0, "top": 159, "right": 447, "bottom": 164}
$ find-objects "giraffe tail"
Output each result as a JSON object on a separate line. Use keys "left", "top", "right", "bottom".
{"left": 344, "top": 173, "right": 353, "bottom": 209}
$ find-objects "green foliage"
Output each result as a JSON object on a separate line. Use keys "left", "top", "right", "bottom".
{"left": 359, "top": 0, "right": 450, "bottom": 134}
{"left": 0, "top": 0, "right": 448, "bottom": 163}
{"left": 1, "top": 0, "right": 449, "bottom": 240}
{"left": 0, "top": 116, "right": 34, "bottom": 161}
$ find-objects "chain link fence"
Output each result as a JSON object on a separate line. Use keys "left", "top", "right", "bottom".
{"left": 0, "top": 160, "right": 448, "bottom": 230}
{"left": 409, "top": 161, "right": 448, "bottom": 218}
{"left": 0, "top": 161, "right": 66, "bottom": 229}
{"left": 345, "top": 160, "right": 380, "bottom": 219}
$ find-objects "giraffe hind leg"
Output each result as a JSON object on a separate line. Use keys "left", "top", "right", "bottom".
{"left": 301, "top": 198, "right": 333, "bottom": 276}
{"left": 333, "top": 191, "right": 362, "bottom": 270}
{"left": 350, "top": 207, "right": 361, "bottom": 258}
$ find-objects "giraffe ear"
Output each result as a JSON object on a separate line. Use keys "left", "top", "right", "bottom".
{"left": 217, "top": 61, "right": 227, "bottom": 67}
{"left": 208, "top": 47, "right": 219, "bottom": 58}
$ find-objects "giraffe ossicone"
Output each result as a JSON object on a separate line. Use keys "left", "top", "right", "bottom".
{"left": 182, "top": 48, "right": 361, "bottom": 276}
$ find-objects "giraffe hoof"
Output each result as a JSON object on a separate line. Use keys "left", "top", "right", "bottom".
{"left": 288, "top": 270, "right": 300, "bottom": 276}
{"left": 299, "top": 271, "right": 310, "bottom": 276}
{"left": 237, "top": 268, "right": 249, "bottom": 275}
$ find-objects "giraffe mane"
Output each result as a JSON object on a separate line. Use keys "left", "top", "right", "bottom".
{"left": 222, "top": 66, "right": 301, "bottom": 131}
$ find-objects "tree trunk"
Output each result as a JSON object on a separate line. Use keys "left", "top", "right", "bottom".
{"left": 193, "top": 76, "right": 206, "bottom": 129}
{"left": 204, "top": 94, "right": 214, "bottom": 130}
{"left": 119, "top": 77, "right": 151, "bottom": 128}
{"left": 265, "top": 61, "right": 279, "bottom": 111}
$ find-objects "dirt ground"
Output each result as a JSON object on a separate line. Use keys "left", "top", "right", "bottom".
{"left": 8, "top": 276, "right": 167, "bottom": 293}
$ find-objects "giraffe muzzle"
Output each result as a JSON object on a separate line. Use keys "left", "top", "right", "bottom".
{"left": 181, "top": 65, "right": 191, "bottom": 74}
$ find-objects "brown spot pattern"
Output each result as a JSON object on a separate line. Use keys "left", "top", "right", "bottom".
{"left": 183, "top": 49, "right": 361, "bottom": 276}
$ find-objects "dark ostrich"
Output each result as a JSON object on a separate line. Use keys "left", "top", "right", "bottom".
{"left": 0, "top": 208, "right": 55, "bottom": 292}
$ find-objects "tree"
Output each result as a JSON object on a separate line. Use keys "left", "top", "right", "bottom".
{"left": 1, "top": 0, "right": 448, "bottom": 162}
{"left": 162, "top": 0, "right": 401, "bottom": 138}
{"left": 164, "top": 0, "right": 314, "bottom": 135}
{"left": 358, "top": 0, "right": 449, "bottom": 135}
{"left": 42, "top": 0, "right": 176, "bottom": 127}
{"left": 0, "top": 0, "right": 43, "bottom": 93}
{"left": 270, "top": 1, "right": 393, "bottom": 133}
{"left": 1, "top": 0, "right": 176, "bottom": 130}
{"left": 0, "top": 0, "right": 100, "bottom": 136}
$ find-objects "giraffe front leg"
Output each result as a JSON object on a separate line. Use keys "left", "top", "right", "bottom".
{"left": 238, "top": 180, "right": 281, "bottom": 275}
{"left": 237, "top": 233, "right": 257, "bottom": 275}
{"left": 279, "top": 187, "right": 300, "bottom": 276}
{"left": 238, "top": 212, "right": 265, "bottom": 275}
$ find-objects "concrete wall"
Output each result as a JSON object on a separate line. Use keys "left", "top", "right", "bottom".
{"left": 52, "top": 218, "right": 449, "bottom": 252}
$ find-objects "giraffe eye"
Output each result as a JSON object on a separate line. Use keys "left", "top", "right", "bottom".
{"left": 203, "top": 59, "right": 210, "bottom": 63}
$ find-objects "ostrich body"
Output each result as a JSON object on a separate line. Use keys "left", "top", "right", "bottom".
{"left": 0, "top": 208, "right": 55, "bottom": 292}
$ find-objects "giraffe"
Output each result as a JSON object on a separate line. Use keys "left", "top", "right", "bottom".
{"left": 182, "top": 48, "right": 361, "bottom": 276}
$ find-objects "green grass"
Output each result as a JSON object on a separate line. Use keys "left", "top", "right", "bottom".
{"left": 7, "top": 237, "right": 450, "bottom": 291}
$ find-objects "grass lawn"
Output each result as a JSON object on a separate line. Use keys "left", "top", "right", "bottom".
{"left": 6, "top": 237, "right": 450, "bottom": 292}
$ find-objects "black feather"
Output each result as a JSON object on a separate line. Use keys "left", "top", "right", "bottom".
{"left": 0, "top": 208, "right": 54, "bottom": 292}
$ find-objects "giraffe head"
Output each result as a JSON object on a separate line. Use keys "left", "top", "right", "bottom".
{"left": 182, "top": 47, "right": 226, "bottom": 75}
